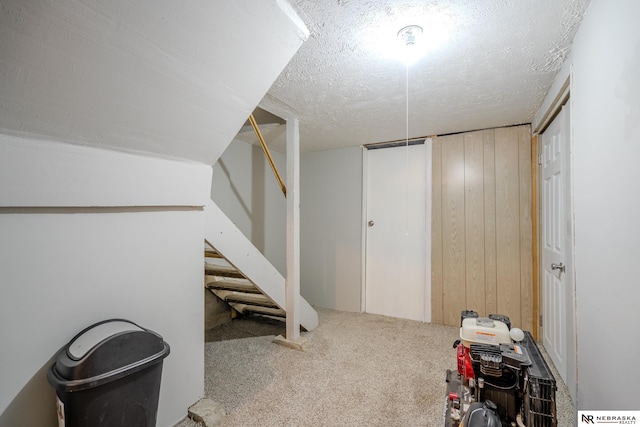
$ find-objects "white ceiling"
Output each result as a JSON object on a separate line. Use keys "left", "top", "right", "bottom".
{"left": 0, "top": 1, "right": 591, "bottom": 161}
{"left": 239, "top": 0, "right": 591, "bottom": 153}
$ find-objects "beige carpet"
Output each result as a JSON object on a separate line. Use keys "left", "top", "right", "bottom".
{"left": 175, "top": 308, "right": 575, "bottom": 427}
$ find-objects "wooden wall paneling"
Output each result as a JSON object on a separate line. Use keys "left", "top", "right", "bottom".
{"left": 441, "top": 134, "right": 467, "bottom": 326}
{"left": 483, "top": 129, "right": 497, "bottom": 316}
{"left": 531, "top": 134, "right": 539, "bottom": 340}
{"left": 431, "top": 138, "right": 444, "bottom": 324}
{"left": 494, "top": 127, "right": 522, "bottom": 327}
{"left": 431, "top": 125, "right": 534, "bottom": 328}
{"left": 518, "top": 125, "right": 534, "bottom": 332}
{"left": 464, "top": 131, "right": 486, "bottom": 315}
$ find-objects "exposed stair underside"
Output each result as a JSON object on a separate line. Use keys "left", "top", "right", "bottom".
{"left": 204, "top": 200, "right": 318, "bottom": 331}
{"left": 205, "top": 242, "right": 287, "bottom": 320}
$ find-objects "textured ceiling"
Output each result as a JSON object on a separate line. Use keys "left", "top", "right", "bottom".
{"left": 238, "top": 0, "right": 590, "bottom": 152}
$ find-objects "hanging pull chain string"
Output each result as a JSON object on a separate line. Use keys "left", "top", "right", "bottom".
{"left": 405, "top": 62, "right": 410, "bottom": 236}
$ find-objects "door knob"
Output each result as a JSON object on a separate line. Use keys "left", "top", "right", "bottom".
{"left": 551, "top": 262, "right": 565, "bottom": 273}
{"left": 368, "top": 220, "right": 375, "bottom": 227}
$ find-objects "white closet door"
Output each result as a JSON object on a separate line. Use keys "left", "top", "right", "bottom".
{"left": 365, "top": 144, "right": 426, "bottom": 321}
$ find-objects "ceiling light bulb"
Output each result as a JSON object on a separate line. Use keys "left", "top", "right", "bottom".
{"left": 398, "top": 25, "right": 423, "bottom": 47}
{"left": 397, "top": 25, "right": 424, "bottom": 65}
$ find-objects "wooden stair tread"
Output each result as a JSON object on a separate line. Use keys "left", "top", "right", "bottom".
{"left": 204, "top": 263, "right": 244, "bottom": 278}
{"left": 231, "top": 303, "right": 286, "bottom": 318}
{"left": 205, "top": 277, "right": 261, "bottom": 294}
{"left": 210, "top": 289, "right": 279, "bottom": 308}
{"left": 204, "top": 249, "right": 223, "bottom": 259}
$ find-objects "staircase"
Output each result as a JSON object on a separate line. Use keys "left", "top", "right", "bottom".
{"left": 204, "top": 200, "right": 318, "bottom": 331}
{"left": 205, "top": 244, "right": 286, "bottom": 319}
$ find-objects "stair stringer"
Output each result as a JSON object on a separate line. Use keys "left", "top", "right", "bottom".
{"left": 204, "top": 200, "right": 318, "bottom": 331}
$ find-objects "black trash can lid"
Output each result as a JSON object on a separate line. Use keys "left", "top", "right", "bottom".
{"left": 48, "top": 319, "right": 170, "bottom": 392}
{"left": 67, "top": 320, "right": 144, "bottom": 360}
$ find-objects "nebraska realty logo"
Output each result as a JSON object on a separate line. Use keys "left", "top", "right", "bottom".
{"left": 579, "top": 411, "right": 639, "bottom": 425}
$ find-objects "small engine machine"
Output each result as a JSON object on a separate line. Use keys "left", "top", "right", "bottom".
{"left": 444, "top": 310, "right": 557, "bottom": 427}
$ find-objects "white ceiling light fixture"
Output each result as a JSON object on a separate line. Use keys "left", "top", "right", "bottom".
{"left": 398, "top": 24, "right": 423, "bottom": 46}
{"left": 397, "top": 25, "right": 423, "bottom": 65}
{"left": 361, "top": 9, "right": 454, "bottom": 65}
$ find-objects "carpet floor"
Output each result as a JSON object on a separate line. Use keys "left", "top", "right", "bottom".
{"left": 174, "top": 308, "right": 575, "bottom": 427}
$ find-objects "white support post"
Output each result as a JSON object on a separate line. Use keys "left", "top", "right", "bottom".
{"left": 285, "top": 117, "right": 301, "bottom": 342}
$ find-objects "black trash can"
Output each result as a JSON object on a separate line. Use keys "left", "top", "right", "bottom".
{"left": 47, "top": 319, "right": 170, "bottom": 427}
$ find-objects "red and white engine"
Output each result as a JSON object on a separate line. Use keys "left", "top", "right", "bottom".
{"left": 445, "top": 310, "right": 557, "bottom": 427}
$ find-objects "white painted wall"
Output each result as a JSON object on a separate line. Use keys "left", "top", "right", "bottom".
{"left": 300, "top": 147, "right": 362, "bottom": 312}
{"left": 0, "top": 135, "right": 211, "bottom": 208}
{"left": 0, "top": 1, "right": 309, "bottom": 424}
{"left": 535, "top": 0, "right": 640, "bottom": 410}
{"left": 211, "top": 139, "right": 287, "bottom": 275}
{"left": 0, "top": 135, "right": 210, "bottom": 427}
{"left": 212, "top": 141, "right": 364, "bottom": 313}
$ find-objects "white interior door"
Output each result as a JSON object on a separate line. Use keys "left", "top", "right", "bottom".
{"left": 365, "top": 143, "right": 426, "bottom": 322}
{"left": 541, "top": 103, "right": 573, "bottom": 385}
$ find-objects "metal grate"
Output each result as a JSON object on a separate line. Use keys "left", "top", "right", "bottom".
{"left": 522, "top": 332, "right": 557, "bottom": 427}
